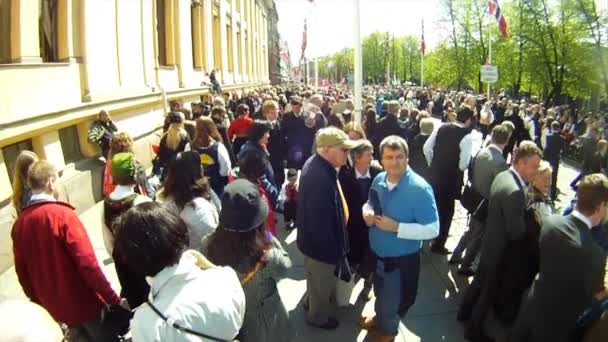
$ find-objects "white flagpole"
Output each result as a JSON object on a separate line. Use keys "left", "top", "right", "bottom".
{"left": 488, "top": 14, "right": 492, "bottom": 99}
{"left": 421, "top": 20, "right": 424, "bottom": 88}
{"left": 354, "top": 0, "right": 362, "bottom": 123}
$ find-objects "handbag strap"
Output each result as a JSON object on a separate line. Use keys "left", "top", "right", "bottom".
{"left": 146, "top": 301, "right": 231, "bottom": 342}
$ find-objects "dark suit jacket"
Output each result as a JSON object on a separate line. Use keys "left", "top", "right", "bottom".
{"left": 513, "top": 214, "right": 606, "bottom": 342}
{"left": 338, "top": 165, "right": 382, "bottom": 264}
{"left": 372, "top": 114, "right": 405, "bottom": 158}
{"left": 544, "top": 130, "right": 564, "bottom": 163}
{"left": 479, "top": 169, "right": 527, "bottom": 273}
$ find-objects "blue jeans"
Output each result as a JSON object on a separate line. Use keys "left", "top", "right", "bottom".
{"left": 373, "top": 252, "right": 421, "bottom": 336}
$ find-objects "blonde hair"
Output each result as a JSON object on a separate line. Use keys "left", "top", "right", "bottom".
{"left": 262, "top": 100, "right": 279, "bottom": 114}
{"left": 597, "top": 139, "right": 608, "bottom": 153}
{"left": 165, "top": 122, "right": 188, "bottom": 151}
{"left": 27, "top": 160, "right": 57, "bottom": 193}
{"left": 420, "top": 118, "right": 435, "bottom": 135}
{"left": 12, "top": 151, "right": 39, "bottom": 213}
{"left": 537, "top": 160, "right": 553, "bottom": 175}
{"left": 344, "top": 122, "right": 367, "bottom": 140}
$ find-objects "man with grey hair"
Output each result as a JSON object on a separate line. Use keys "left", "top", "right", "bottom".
{"left": 360, "top": 135, "right": 439, "bottom": 341}
{"left": 338, "top": 140, "right": 382, "bottom": 302}
{"left": 297, "top": 127, "right": 358, "bottom": 330}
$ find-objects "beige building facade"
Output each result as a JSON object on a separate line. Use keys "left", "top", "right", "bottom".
{"left": 0, "top": 0, "right": 276, "bottom": 272}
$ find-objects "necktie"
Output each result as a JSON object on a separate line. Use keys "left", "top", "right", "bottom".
{"left": 337, "top": 180, "right": 349, "bottom": 225}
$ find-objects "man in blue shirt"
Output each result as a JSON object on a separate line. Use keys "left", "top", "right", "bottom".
{"left": 360, "top": 135, "right": 439, "bottom": 342}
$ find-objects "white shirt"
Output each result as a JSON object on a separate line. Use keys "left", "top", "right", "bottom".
{"left": 423, "top": 122, "right": 474, "bottom": 171}
{"left": 179, "top": 197, "right": 219, "bottom": 251}
{"left": 571, "top": 210, "right": 593, "bottom": 229}
{"left": 29, "top": 193, "right": 56, "bottom": 203}
{"left": 355, "top": 168, "right": 371, "bottom": 179}
{"left": 131, "top": 251, "right": 245, "bottom": 342}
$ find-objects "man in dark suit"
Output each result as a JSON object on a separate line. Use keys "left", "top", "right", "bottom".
{"left": 458, "top": 141, "right": 543, "bottom": 341}
{"left": 262, "top": 99, "right": 286, "bottom": 187}
{"left": 423, "top": 106, "right": 475, "bottom": 254}
{"left": 372, "top": 101, "right": 405, "bottom": 159}
{"left": 451, "top": 125, "right": 510, "bottom": 275}
{"left": 544, "top": 120, "right": 564, "bottom": 201}
{"left": 338, "top": 140, "right": 382, "bottom": 302}
{"left": 510, "top": 173, "right": 608, "bottom": 342}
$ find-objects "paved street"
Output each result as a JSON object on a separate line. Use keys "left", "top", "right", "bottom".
{"left": 0, "top": 155, "right": 580, "bottom": 341}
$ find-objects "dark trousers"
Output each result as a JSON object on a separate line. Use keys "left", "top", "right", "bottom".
{"left": 452, "top": 216, "right": 484, "bottom": 268}
{"left": 374, "top": 252, "right": 421, "bottom": 336}
{"left": 284, "top": 200, "right": 297, "bottom": 222}
{"left": 271, "top": 161, "right": 285, "bottom": 188}
{"left": 100, "top": 139, "right": 111, "bottom": 160}
{"left": 548, "top": 160, "right": 559, "bottom": 200}
{"left": 65, "top": 317, "right": 114, "bottom": 342}
{"left": 434, "top": 191, "right": 456, "bottom": 249}
{"left": 458, "top": 269, "right": 498, "bottom": 339}
{"left": 479, "top": 124, "right": 490, "bottom": 140}
{"left": 570, "top": 171, "right": 586, "bottom": 190}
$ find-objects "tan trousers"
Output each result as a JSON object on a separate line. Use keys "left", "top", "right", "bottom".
{"left": 304, "top": 256, "right": 338, "bottom": 325}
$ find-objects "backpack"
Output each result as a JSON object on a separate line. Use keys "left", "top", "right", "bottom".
{"left": 88, "top": 123, "right": 104, "bottom": 144}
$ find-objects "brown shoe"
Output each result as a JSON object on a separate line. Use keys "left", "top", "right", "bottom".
{"left": 368, "top": 330, "right": 395, "bottom": 342}
{"left": 358, "top": 316, "right": 378, "bottom": 330}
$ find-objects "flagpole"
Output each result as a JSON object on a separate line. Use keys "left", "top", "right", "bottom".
{"left": 421, "top": 20, "right": 424, "bottom": 88}
{"left": 354, "top": 0, "right": 362, "bottom": 123}
{"left": 488, "top": 14, "right": 492, "bottom": 99}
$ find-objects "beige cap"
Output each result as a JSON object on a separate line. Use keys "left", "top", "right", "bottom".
{"left": 315, "top": 127, "right": 359, "bottom": 149}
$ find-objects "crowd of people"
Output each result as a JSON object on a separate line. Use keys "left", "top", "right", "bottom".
{"left": 5, "top": 83, "right": 608, "bottom": 342}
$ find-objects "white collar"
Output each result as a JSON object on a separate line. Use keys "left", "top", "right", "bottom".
{"left": 488, "top": 144, "right": 503, "bottom": 153}
{"left": 29, "top": 193, "right": 56, "bottom": 202}
{"left": 109, "top": 185, "right": 136, "bottom": 200}
{"left": 355, "top": 168, "right": 371, "bottom": 179}
{"left": 571, "top": 210, "right": 593, "bottom": 229}
{"left": 509, "top": 166, "right": 526, "bottom": 188}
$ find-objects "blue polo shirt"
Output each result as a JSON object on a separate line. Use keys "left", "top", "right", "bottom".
{"left": 369, "top": 168, "right": 439, "bottom": 257}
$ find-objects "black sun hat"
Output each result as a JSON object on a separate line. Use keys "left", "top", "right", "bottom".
{"left": 220, "top": 179, "right": 269, "bottom": 232}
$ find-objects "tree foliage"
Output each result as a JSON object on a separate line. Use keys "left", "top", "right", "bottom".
{"left": 315, "top": 0, "right": 607, "bottom": 106}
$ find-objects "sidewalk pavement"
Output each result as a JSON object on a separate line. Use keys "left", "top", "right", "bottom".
{"left": 0, "top": 160, "right": 580, "bottom": 341}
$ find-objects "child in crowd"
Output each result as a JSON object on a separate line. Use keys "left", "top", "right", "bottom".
{"left": 280, "top": 169, "right": 299, "bottom": 231}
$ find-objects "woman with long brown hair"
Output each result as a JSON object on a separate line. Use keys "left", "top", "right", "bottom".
{"left": 185, "top": 116, "right": 232, "bottom": 195}
{"left": 11, "top": 151, "right": 39, "bottom": 215}
{"left": 204, "top": 179, "right": 291, "bottom": 342}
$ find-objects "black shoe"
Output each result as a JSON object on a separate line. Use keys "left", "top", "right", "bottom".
{"left": 358, "top": 286, "right": 372, "bottom": 302}
{"left": 431, "top": 246, "right": 451, "bottom": 255}
{"left": 458, "top": 267, "right": 476, "bottom": 277}
{"left": 307, "top": 317, "right": 339, "bottom": 330}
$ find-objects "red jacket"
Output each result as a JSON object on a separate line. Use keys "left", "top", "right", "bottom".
{"left": 12, "top": 200, "right": 120, "bottom": 326}
{"left": 228, "top": 116, "right": 253, "bottom": 141}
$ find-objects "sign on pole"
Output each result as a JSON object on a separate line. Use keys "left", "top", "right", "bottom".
{"left": 481, "top": 65, "right": 498, "bottom": 83}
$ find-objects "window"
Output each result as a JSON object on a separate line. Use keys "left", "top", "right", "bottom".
{"left": 59, "top": 126, "right": 81, "bottom": 164}
{"left": 191, "top": 2, "right": 202, "bottom": 69}
{"left": 156, "top": 0, "right": 167, "bottom": 65}
{"left": 3, "top": 140, "right": 34, "bottom": 184}
{"left": 212, "top": 7, "right": 222, "bottom": 71}
{"left": 39, "top": 0, "right": 59, "bottom": 62}
{"left": 237, "top": 27, "right": 242, "bottom": 75}
{"left": 226, "top": 23, "right": 234, "bottom": 72}
{"left": 0, "top": 0, "right": 10, "bottom": 63}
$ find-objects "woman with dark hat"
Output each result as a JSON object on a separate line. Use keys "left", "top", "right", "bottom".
{"left": 204, "top": 179, "right": 292, "bottom": 342}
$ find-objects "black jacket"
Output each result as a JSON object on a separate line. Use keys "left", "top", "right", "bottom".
{"left": 297, "top": 155, "right": 349, "bottom": 264}
{"left": 338, "top": 165, "right": 382, "bottom": 264}
{"left": 372, "top": 114, "right": 405, "bottom": 158}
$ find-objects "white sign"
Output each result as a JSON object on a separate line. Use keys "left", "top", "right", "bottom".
{"left": 481, "top": 65, "right": 498, "bottom": 83}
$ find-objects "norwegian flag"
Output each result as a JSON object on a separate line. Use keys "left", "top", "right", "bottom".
{"left": 489, "top": 0, "right": 508, "bottom": 38}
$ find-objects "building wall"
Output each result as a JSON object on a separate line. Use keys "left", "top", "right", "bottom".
{"left": 0, "top": 0, "right": 278, "bottom": 275}
{"left": 0, "top": 0, "right": 277, "bottom": 204}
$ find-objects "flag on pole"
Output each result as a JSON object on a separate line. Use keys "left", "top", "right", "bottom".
{"left": 421, "top": 20, "right": 426, "bottom": 55}
{"left": 489, "top": 0, "right": 508, "bottom": 38}
{"left": 300, "top": 19, "right": 307, "bottom": 64}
